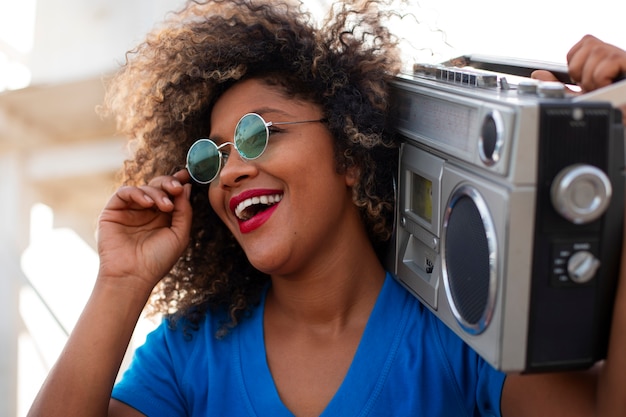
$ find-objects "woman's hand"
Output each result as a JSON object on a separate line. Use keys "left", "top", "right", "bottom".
{"left": 27, "top": 169, "right": 194, "bottom": 417}
{"left": 567, "top": 35, "right": 626, "bottom": 93}
{"left": 533, "top": 35, "right": 626, "bottom": 125}
{"left": 96, "top": 169, "right": 193, "bottom": 293}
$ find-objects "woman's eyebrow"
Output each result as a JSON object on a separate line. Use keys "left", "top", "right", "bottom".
{"left": 208, "top": 107, "right": 297, "bottom": 141}
{"left": 206, "top": 128, "right": 226, "bottom": 145}
{"left": 252, "top": 105, "right": 306, "bottom": 117}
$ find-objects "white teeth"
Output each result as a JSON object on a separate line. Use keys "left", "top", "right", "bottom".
{"left": 234, "top": 194, "right": 283, "bottom": 219}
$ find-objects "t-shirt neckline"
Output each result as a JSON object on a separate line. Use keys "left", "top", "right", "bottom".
{"left": 236, "top": 273, "right": 410, "bottom": 416}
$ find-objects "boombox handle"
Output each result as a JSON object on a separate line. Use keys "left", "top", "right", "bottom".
{"left": 442, "top": 54, "right": 572, "bottom": 84}
{"left": 444, "top": 54, "right": 626, "bottom": 107}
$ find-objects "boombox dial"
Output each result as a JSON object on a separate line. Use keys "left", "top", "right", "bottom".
{"left": 550, "top": 164, "right": 612, "bottom": 224}
{"left": 567, "top": 250, "right": 601, "bottom": 284}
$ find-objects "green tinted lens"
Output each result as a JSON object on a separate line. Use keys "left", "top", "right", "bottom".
{"left": 186, "top": 139, "right": 221, "bottom": 184}
{"left": 234, "top": 113, "right": 268, "bottom": 159}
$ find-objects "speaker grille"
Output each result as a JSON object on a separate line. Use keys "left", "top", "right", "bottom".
{"left": 443, "top": 186, "right": 497, "bottom": 334}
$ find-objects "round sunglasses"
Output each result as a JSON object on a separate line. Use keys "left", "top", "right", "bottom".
{"left": 186, "top": 112, "right": 325, "bottom": 184}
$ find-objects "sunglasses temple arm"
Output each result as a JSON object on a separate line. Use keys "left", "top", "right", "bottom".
{"left": 269, "top": 119, "right": 326, "bottom": 127}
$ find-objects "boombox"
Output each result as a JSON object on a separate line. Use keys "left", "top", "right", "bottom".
{"left": 387, "top": 56, "right": 626, "bottom": 373}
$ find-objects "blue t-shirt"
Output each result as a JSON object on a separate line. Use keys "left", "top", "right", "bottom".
{"left": 112, "top": 273, "right": 505, "bottom": 416}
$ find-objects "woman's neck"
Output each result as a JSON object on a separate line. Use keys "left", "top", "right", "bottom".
{"left": 265, "top": 246, "right": 386, "bottom": 330}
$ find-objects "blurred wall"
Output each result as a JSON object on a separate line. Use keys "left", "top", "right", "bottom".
{"left": 0, "top": 2, "right": 185, "bottom": 416}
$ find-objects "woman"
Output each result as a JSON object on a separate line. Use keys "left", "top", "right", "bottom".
{"left": 27, "top": 0, "right": 626, "bottom": 416}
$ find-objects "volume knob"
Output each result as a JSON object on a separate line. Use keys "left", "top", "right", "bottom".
{"left": 550, "top": 164, "right": 612, "bottom": 224}
{"left": 567, "top": 250, "right": 600, "bottom": 284}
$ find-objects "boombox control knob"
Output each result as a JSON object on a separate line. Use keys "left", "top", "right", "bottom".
{"left": 537, "top": 81, "right": 566, "bottom": 98}
{"left": 567, "top": 250, "right": 600, "bottom": 284}
{"left": 550, "top": 164, "right": 612, "bottom": 224}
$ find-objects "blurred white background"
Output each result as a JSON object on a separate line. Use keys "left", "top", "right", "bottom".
{"left": 1, "top": 0, "right": 624, "bottom": 416}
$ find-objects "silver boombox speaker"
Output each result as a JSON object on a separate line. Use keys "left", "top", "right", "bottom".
{"left": 387, "top": 55, "right": 626, "bottom": 373}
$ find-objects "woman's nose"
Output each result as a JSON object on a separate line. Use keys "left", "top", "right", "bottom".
{"left": 217, "top": 150, "right": 258, "bottom": 186}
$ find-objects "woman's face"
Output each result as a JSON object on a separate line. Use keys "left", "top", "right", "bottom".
{"left": 207, "top": 78, "right": 361, "bottom": 276}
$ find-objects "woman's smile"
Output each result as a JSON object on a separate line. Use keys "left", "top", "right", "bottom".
{"left": 230, "top": 188, "right": 284, "bottom": 233}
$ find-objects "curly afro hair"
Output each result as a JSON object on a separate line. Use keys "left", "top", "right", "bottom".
{"left": 100, "top": 0, "right": 404, "bottom": 335}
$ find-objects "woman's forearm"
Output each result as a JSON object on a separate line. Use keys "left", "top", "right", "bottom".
{"left": 596, "top": 220, "right": 626, "bottom": 416}
{"left": 27, "top": 278, "right": 151, "bottom": 417}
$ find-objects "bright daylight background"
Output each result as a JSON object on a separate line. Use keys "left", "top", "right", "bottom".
{"left": 0, "top": 0, "right": 624, "bottom": 416}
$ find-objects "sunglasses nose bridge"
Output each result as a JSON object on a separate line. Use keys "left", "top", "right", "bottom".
{"left": 216, "top": 142, "right": 234, "bottom": 151}
{"left": 215, "top": 142, "right": 260, "bottom": 185}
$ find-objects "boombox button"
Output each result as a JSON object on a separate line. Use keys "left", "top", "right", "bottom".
{"left": 567, "top": 250, "right": 601, "bottom": 284}
{"left": 537, "top": 81, "right": 566, "bottom": 98}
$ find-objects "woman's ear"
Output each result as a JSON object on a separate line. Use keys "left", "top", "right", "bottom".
{"left": 345, "top": 165, "right": 360, "bottom": 187}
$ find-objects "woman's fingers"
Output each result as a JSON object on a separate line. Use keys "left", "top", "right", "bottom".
{"left": 530, "top": 70, "right": 560, "bottom": 82}
{"left": 105, "top": 185, "right": 160, "bottom": 211}
{"left": 106, "top": 172, "right": 190, "bottom": 213}
{"left": 567, "top": 35, "right": 626, "bottom": 92}
{"left": 169, "top": 183, "right": 193, "bottom": 241}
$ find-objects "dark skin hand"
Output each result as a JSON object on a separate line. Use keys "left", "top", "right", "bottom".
{"left": 533, "top": 34, "right": 626, "bottom": 124}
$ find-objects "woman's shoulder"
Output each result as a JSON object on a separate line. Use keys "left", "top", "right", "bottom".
{"left": 145, "top": 305, "right": 242, "bottom": 352}
{"left": 385, "top": 273, "right": 490, "bottom": 367}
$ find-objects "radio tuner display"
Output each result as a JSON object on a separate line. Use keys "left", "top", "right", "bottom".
{"left": 410, "top": 172, "right": 433, "bottom": 224}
